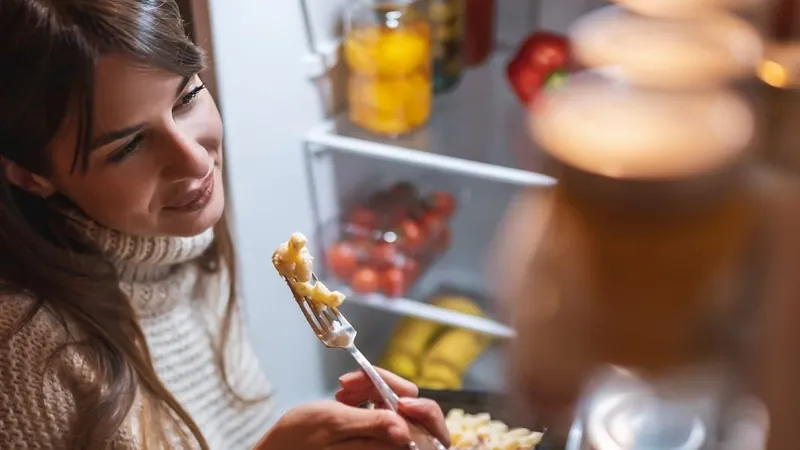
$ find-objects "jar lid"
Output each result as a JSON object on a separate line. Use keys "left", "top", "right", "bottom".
{"left": 530, "top": 71, "right": 754, "bottom": 180}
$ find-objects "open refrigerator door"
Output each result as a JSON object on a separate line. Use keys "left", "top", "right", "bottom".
{"left": 205, "top": 0, "right": 794, "bottom": 447}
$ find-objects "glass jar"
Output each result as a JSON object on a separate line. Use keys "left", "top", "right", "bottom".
{"left": 429, "top": 0, "right": 466, "bottom": 93}
{"left": 464, "top": 0, "right": 495, "bottom": 67}
{"left": 344, "top": 0, "right": 432, "bottom": 137}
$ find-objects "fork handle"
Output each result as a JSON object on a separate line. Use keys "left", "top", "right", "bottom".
{"left": 347, "top": 346, "right": 400, "bottom": 411}
{"left": 346, "top": 346, "right": 448, "bottom": 450}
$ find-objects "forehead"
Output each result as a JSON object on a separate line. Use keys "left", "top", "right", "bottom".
{"left": 93, "top": 55, "right": 183, "bottom": 129}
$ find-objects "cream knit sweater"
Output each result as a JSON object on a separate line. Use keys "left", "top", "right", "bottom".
{"left": 0, "top": 216, "right": 274, "bottom": 449}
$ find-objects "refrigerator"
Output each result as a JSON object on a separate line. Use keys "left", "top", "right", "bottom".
{"left": 178, "top": 0, "right": 795, "bottom": 418}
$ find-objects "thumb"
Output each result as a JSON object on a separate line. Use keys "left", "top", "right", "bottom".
{"left": 328, "top": 404, "right": 411, "bottom": 446}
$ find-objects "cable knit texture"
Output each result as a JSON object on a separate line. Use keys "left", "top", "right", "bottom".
{"left": 0, "top": 213, "right": 274, "bottom": 449}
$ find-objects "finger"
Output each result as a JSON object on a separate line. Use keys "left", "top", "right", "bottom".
{"left": 327, "top": 404, "right": 411, "bottom": 446}
{"left": 339, "top": 368, "right": 419, "bottom": 398}
{"left": 327, "top": 438, "right": 405, "bottom": 450}
{"left": 335, "top": 387, "right": 370, "bottom": 406}
{"left": 335, "top": 387, "right": 393, "bottom": 407}
{"left": 397, "top": 398, "right": 451, "bottom": 447}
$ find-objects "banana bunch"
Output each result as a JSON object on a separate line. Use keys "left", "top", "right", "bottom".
{"left": 381, "top": 294, "right": 492, "bottom": 390}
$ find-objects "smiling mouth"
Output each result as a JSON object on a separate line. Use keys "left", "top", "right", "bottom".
{"left": 165, "top": 171, "right": 215, "bottom": 212}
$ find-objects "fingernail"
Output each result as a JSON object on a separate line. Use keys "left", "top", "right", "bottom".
{"left": 338, "top": 373, "right": 355, "bottom": 383}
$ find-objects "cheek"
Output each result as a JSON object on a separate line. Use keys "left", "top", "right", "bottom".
{"left": 193, "top": 96, "right": 224, "bottom": 158}
{"left": 57, "top": 171, "right": 160, "bottom": 232}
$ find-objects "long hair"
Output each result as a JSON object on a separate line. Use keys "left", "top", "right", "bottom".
{"left": 0, "top": 1, "right": 253, "bottom": 448}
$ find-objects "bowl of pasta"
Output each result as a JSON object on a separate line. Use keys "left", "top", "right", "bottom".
{"left": 418, "top": 389, "right": 561, "bottom": 450}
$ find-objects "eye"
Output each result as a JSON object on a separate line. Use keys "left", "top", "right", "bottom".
{"left": 107, "top": 134, "right": 144, "bottom": 163}
{"left": 177, "top": 83, "right": 207, "bottom": 110}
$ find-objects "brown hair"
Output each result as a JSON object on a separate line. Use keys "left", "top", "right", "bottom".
{"left": 0, "top": 1, "right": 258, "bottom": 448}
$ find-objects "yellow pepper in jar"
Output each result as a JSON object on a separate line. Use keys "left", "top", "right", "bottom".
{"left": 345, "top": 29, "right": 428, "bottom": 77}
{"left": 344, "top": 21, "right": 432, "bottom": 137}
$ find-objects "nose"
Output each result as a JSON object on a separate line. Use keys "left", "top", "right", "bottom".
{"left": 160, "top": 123, "right": 211, "bottom": 182}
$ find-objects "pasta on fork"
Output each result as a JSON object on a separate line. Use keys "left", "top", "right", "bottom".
{"left": 272, "top": 232, "right": 345, "bottom": 308}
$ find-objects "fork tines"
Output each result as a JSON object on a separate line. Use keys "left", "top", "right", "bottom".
{"left": 283, "top": 277, "right": 323, "bottom": 335}
{"left": 283, "top": 275, "right": 342, "bottom": 336}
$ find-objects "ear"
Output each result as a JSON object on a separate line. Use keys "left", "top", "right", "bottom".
{"left": 0, "top": 158, "right": 56, "bottom": 198}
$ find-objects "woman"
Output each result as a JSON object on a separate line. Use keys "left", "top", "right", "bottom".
{"left": 0, "top": 1, "right": 449, "bottom": 449}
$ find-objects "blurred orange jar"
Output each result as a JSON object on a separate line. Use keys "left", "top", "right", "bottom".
{"left": 344, "top": 0, "right": 432, "bottom": 137}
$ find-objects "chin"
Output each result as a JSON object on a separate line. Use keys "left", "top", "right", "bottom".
{"left": 161, "top": 181, "right": 226, "bottom": 237}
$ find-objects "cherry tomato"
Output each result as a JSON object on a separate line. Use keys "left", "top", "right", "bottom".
{"left": 389, "top": 181, "right": 417, "bottom": 200}
{"left": 428, "top": 191, "right": 457, "bottom": 219}
{"left": 348, "top": 236, "right": 373, "bottom": 257}
{"left": 371, "top": 241, "right": 398, "bottom": 267}
{"left": 326, "top": 241, "right": 359, "bottom": 280}
{"left": 420, "top": 211, "right": 446, "bottom": 236}
{"left": 351, "top": 267, "right": 379, "bottom": 294}
{"left": 402, "top": 257, "right": 421, "bottom": 282}
{"left": 368, "top": 191, "right": 394, "bottom": 214}
{"left": 399, "top": 219, "right": 426, "bottom": 254}
{"left": 379, "top": 267, "right": 406, "bottom": 298}
{"left": 347, "top": 206, "right": 378, "bottom": 231}
{"left": 386, "top": 208, "right": 409, "bottom": 228}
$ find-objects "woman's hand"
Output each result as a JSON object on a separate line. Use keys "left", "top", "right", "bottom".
{"left": 335, "top": 368, "right": 450, "bottom": 447}
{"left": 256, "top": 368, "right": 450, "bottom": 450}
{"left": 256, "top": 400, "right": 417, "bottom": 450}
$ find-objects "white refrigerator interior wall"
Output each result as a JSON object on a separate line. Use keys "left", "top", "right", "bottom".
{"left": 208, "top": 0, "right": 326, "bottom": 414}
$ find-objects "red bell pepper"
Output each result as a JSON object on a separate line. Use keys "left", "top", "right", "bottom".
{"left": 506, "top": 32, "right": 571, "bottom": 106}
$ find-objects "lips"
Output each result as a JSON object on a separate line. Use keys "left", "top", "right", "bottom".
{"left": 165, "top": 170, "right": 215, "bottom": 212}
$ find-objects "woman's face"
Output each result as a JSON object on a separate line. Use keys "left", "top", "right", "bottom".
{"left": 48, "top": 55, "right": 225, "bottom": 237}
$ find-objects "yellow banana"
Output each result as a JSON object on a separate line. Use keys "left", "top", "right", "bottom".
{"left": 416, "top": 363, "right": 463, "bottom": 390}
{"left": 418, "top": 327, "right": 490, "bottom": 389}
{"left": 381, "top": 317, "right": 447, "bottom": 380}
{"left": 382, "top": 294, "right": 486, "bottom": 381}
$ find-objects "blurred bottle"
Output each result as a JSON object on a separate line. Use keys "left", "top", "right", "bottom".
{"left": 492, "top": 1, "right": 800, "bottom": 449}
{"left": 344, "top": 0, "right": 432, "bottom": 137}
{"left": 464, "top": 0, "right": 495, "bottom": 67}
{"left": 496, "top": 0, "right": 767, "bottom": 443}
{"left": 758, "top": 0, "right": 799, "bottom": 89}
{"left": 429, "top": 0, "right": 465, "bottom": 93}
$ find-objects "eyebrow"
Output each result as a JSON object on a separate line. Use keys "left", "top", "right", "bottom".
{"left": 89, "top": 75, "right": 193, "bottom": 150}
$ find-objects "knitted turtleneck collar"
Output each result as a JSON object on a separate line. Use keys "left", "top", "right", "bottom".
{"left": 61, "top": 207, "right": 216, "bottom": 283}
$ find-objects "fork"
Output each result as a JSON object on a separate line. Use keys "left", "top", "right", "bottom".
{"left": 284, "top": 275, "right": 448, "bottom": 450}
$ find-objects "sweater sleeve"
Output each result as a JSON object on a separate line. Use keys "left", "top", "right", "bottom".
{"left": 0, "top": 294, "right": 81, "bottom": 448}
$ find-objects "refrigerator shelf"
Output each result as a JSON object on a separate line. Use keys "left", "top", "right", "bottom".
{"left": 330, "top": 283, "right": 516, "bottom": 339}
{"left": 305, "top": 52, "right": 557, "bottom": 188}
